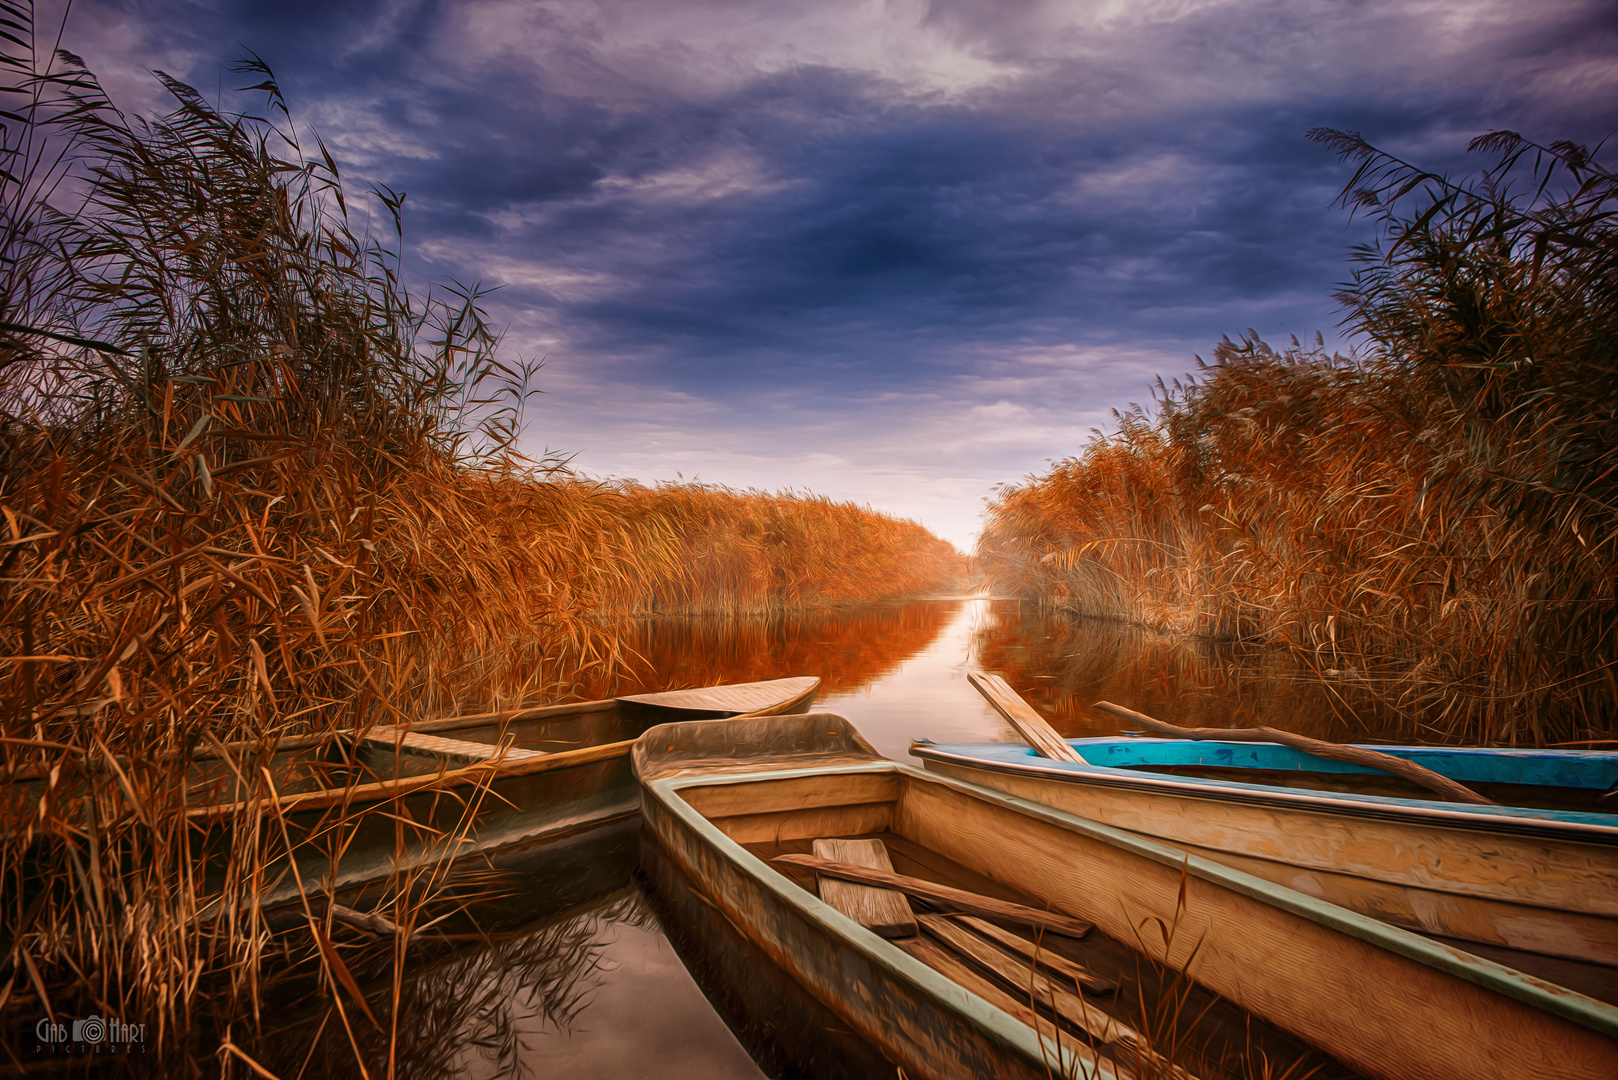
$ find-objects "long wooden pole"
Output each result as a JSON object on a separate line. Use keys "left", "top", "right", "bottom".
{"left": 1090, "top": 701, "right": 1496, "bottom": 807}
{"left": 773, "top": 854, "right": 1095, "bottom": 938}
{"left": 968, "top": 672, "right": 1088, "bottom": 764}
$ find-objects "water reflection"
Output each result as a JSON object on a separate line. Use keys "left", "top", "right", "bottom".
{"left": 583, "top": 600, "right": 966, "bottom": 700}
{"left": 249, "top": 820, "right": 760, "bottom": 1080}
{"left": 587, "top": 597, "right": 1390, "bottom": 760}
{"left": 483, "top": 901, "right": 761, "bottom": 1080}
{"left": 815, "top": 599, "right": 1010, "bottom": 760}
{"left": 971, "top": 600, "right": 1402, "bottom": 742}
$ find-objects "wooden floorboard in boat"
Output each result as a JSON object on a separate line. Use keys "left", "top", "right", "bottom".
{"left": 747, "top": 829, "right": 1365, "bottom": 1080}
{"left": 812, "top": 838, "right": 918, "bottom": 938}
{"left": 745, "top": 828, "right": 1361, "bottom": 1080}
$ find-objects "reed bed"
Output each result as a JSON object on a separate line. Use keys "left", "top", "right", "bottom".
{"left": 0, "top": 13, "right": 959, "bottom": 1073}
{"left": 618, "top": 482, "right": 961, "bottom": 616}
{"left": 980, "top": 131, "right": 1618, "bottom": 745}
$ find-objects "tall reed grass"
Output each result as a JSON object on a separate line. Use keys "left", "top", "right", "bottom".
{"left": 980, "top": 130, "right": 1618, "bottom": 745}
{"left": 0, "top": 9, "right": 959, "bottom": 1072}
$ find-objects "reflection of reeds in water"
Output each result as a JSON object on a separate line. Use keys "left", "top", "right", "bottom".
{"left": 252, "top": 888, "right": 653, "bottom": 1080}
{"left": 973, "top": 602, "right": 1391, "bottom": 741}
{"left": 574, "top": 600, "right": 964, "bottom": 701}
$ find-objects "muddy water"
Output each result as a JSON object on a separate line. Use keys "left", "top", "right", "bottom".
{"left": 368, "top": 599, "right": 1399, "bottom": 1077}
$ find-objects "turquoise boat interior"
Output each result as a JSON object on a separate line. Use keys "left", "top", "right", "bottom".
{"left": 912, "top": 737, "right": 1618, "bottom": 821}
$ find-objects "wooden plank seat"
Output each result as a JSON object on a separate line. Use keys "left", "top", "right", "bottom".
{"left": 812, "top": 838, "right": 919, "bottom": 938}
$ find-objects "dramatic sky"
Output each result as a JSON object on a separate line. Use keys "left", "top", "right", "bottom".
{"left": 54, "top": 0, "right": 1618, "bottom": 549}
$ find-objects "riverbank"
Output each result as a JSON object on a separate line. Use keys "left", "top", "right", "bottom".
{"left": 0, "top": 435, "right": 960, "bottom": 1072}
{"left": 978, "top": 131, "right": 1618, "bottom": 748}
{"left": 0, "top": 40, "right": 962, "bottom": 1071}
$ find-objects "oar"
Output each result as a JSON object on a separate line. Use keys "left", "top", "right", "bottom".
{"left": 1090, "top": 700, "right": 1497, "bottom": 807}
{"left": 967, "top": 672, "right": 1088, "bottom": 764}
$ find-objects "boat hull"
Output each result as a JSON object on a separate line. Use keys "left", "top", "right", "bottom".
{"left": 639, "top": 830, "right": 906, "bottom": 1079}
{"left": 641, "top": 715, "right": 1618, "bottom": 1080}
{"left": 190, "top": 676, "right": 818, "bottom": 903}
{"left": 266, "top": 749, "right": 640, "bottom": 906}
{"left": 914, "top": 740, "right": 1618, "bottom": 967}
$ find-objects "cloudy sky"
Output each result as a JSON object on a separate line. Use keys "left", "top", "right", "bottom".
{"left": 53, "top": 0, "right": 1618, "bottom": 549}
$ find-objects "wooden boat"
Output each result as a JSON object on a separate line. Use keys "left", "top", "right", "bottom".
{"left": 634, "top": 712, "right": 1618, "bottom": 1080}
{"left": 911, "top": 729, "right": 1618, "bottom": 977}
{"left": 184, "top": 676, "right": 818, "bottom": 904}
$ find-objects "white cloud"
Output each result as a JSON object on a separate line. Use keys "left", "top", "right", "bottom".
{"left": 443, "top": 0, "right": 1022, "bottom": 105}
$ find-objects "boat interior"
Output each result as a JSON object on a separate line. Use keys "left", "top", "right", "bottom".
{"left": 950, "top": 739, "right": 1618, "bottom": 813}
{"left": 641, "top": 710, "right": 1618, "bottom": 1080}
{"left": 675, "top": 766, "right": 1364, "bottom": 1080}
{"left": 1114, "top": 764, "right": 1618, "bottom": 813}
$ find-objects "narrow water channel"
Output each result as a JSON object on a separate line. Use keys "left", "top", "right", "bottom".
{"left": 301, "top": 598, "right": 1411, "bottom": 1077}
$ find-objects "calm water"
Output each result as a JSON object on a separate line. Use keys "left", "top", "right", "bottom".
{"left": 283, "top": 599, "right": 1405, "bottom": 1077}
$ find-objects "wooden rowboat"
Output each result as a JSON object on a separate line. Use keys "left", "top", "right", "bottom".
{"left": 910, "top": 732, "right": 1618, "bottom": 980}
{"left": 182, "top": 676, "right": 818, "bottom": 904}
{"left": 635, "top": 712, "right": 1618, "bottom": 1080}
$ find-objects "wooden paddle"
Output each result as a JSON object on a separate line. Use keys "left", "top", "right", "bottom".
{"left": 968, "top": 671, "right": 1088, "bottom": 764}
{"left": 1090, "top": 700, "right": 1497, "bottom": 807}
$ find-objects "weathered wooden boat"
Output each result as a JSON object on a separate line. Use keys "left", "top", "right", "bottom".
{"left": 183, "top": 676, "right": 818, "bottom": 904}
{"left": 634, "top": 712, "right": 1618, "bottom": 1080}
{"left": 912, "top": 724, "right": 1618, "bottom": 977}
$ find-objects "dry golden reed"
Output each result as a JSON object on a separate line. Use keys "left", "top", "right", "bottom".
{"left": 981, "top": 131, "right": 1618, "bottom": 746}
{"left": 0, "top": 12, "right": 958, "bottom": 1073}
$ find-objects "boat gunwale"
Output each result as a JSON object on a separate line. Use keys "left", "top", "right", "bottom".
{"left": 1071, "top": 736, "right": 1618, "bottom": 777}
{"left": 911, "top": 742, "right": 1618, "bottom": 844}
{"left": 186, "top": 738, "right": 641, "bottom": 821}
{"left": 401, "top": 675, "right": 820, "bottom": 736}
{"left": 7, "top": 679, "right": 819, "bottom": 786}
{"left": 650, "top": 758, "right": 1618, "bottom": 1042}
{"left": 399, "top": 697, "right": 621, "bottom": 736}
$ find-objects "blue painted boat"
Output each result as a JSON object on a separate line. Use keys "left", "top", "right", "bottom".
{"left": 911, "top": 735, "right": 1618, "bottom": 976}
